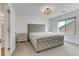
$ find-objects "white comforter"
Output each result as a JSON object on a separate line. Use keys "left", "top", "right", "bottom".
{"left": 29, "top": 32, "right": 63, "bottom": 40}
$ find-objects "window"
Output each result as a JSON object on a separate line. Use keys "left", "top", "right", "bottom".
{"left": 58, "top": 19, "right": 65, "bottom": 33}
{"left": 58, "top": 17, "right": 76, "bottom": 33}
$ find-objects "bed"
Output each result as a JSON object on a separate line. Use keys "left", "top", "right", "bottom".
{"left": 28, "top": 24, "right": 64, "bottom": 53}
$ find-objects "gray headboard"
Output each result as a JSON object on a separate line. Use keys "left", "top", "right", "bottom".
{"left": 28, "top": 24, "right": 45, "bottom": 33}
{"left": 27, "top": 24, "right": 45, "bottom": 40}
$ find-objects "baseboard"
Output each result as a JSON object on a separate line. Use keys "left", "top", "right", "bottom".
{"left": 11, "top": 46, "right": 16, "bottom": 56}
{"left": 65, "top": 40, "right": 79, "bottom": 45}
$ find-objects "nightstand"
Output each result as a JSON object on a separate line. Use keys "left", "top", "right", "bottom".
{"left": 16, "top": 33, "right": 27, "bottom": 43}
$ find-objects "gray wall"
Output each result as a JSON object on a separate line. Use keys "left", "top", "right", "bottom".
{"left": 49, "top": 9, "right": 79, "bottom": 44}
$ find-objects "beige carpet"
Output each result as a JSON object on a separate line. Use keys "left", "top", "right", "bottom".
{"left": 12, "top": 41, "right": 79, "bottom": 56}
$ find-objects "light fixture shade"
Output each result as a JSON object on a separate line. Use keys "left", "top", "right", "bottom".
{"left": 41, "top": 5, "right": 53, "bottom": 15}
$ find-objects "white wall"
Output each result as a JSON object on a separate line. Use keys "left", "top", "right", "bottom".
{"left": 13, "top": 4, "right": 49, "bottom": 34}
{"left": 49, "top": 9, "right": 79, "bottom": 44}
{"left": 15, "top": 15, "right": 49, "bottom": 33}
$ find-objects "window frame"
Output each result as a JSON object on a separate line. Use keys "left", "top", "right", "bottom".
{"left": 57, "top": 16, "right": 76, "bottom": 34}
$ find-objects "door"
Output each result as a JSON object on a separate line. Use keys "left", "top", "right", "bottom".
{"left": 0, "top": 3, "right": 10, "bottom": 56}
{"left": 4, "top": 4, "right": 10, "bottom": 56}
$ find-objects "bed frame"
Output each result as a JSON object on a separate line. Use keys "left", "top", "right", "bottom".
{"left": 28, "top": 24, "right": 64, "bottom": 53}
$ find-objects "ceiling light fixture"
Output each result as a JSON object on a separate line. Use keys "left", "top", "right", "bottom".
{"left": 41, "top": 5, "right": 53, "bottom": 15}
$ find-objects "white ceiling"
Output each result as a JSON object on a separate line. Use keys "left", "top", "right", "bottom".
{"left": 12, "top": 3, "right": 58, "bottom": 18}
{"left": 12, "top": 3, "right": 79, "bottom": 18}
